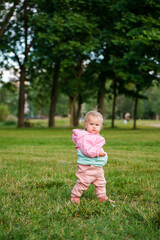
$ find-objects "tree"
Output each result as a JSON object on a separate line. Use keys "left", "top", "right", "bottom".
{"left": 32, "top": 0, "right": 99, "bottom": 127}
{"left": 107, "top": 0, "right": 160, "bottom": 128}
{"left": 1, "top": 0, "right": 35, "bottom": 127}
{"left": 60, "top": 57, "right": 97, "bottom": 127}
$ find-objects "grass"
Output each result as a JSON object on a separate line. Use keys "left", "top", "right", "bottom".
{"left": 0, "top": 119, "right": 160, "bottom": 239}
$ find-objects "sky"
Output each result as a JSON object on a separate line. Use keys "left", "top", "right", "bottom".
{"left": 0, "top": 69, "right": 16, "bottom": 83}
{"left": 2, "top": 70, "right": 11, "bottom": 82}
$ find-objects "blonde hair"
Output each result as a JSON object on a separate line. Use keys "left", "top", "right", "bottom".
{"left": 84, "top": 110, "right": 104, "bottom": 129}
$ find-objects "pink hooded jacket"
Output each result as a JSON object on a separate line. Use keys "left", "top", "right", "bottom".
{"left": 72, "top": 129, "right": 105, "bottom": 158}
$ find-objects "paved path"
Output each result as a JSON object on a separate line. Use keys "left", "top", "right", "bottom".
{"left": 149, "top": 124, "right": 160, "bottom": 128}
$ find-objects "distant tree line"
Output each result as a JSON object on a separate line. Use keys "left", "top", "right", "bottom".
{"left": 0, "top": 0, "right": 160, "bottom": 129}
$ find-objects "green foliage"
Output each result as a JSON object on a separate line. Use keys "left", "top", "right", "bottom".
{"left": 1, "top": 0, "right": 160, "bottom": 127}
{"left": 147, "top": 82, "right": 160, "bottom": 116}
{"left": 26, "top": 69, "right": 52, "bottom": 116}
{"left": 108, "top": 0, "right": 160, "bottom": 96}
{"left": 0, "top": 104, "right": 9, "bottom": 121}
{"left": 56, "top": 94, "right": 70, "bottom": 116}
{"left": 5, "top": 114, "right": 17, "bottom": 125}
{"left": 0, "top": 81, "right": 18, "bottom": 115}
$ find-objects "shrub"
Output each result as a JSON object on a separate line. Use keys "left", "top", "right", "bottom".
{"left": 6, "top": 114, "right": 17, "bottom": 122}
{"left": 4, "top": 121, "right": 17, "bottom": 126}
{"left": 24, "top": 120, "right": 34, "bottom": 127}
{"left": 5, "top": 115, "right": 17, "bottom": 126}
{"left": 0, "top": 104, "right": 9, "bottom": 122}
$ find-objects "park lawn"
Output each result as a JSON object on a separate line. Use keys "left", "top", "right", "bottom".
{"left": 0, "top": 123, "right": 160, "bottom": 239}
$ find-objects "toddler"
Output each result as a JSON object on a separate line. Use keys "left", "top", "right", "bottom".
{"left": 71, "top": 110, "right": 115, "bottom": 204}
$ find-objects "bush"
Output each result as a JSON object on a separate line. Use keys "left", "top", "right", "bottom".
{"left": 0, "top": 104, "right": 9, "bottom": 122}
{"left": 24, "top": 120, "right": 34, "bottom": 127}
{"left": 4, "top": 121, "right": 17, "bottom": 126}
{"left": 6, "top": 114, "right": 17, "bottom": 122}
{"left": 5, "top": 115, "right": 17, "bottom": 126}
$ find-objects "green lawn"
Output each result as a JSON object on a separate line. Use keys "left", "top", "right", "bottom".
{"left": 0, "top": 120, "right": 160, "bottom": 239}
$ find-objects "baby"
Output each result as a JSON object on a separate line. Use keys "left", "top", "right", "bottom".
{"left": 71, "top": 110, "right": 115, "bottom": 204}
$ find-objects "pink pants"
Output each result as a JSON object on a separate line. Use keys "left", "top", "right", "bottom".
{"left": 71, "top": 164, "right": 106, "bottom": 199}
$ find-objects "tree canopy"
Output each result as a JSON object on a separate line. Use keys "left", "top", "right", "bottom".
{"left": 0, "top": 0, "right": 160, "bottom": 128}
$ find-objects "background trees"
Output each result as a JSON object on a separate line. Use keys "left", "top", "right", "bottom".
{"left": 1, "top": 0, "right": 35, "bottom": 127}
{"left": 0, "top": 0, "right": 160, "bottom": 128}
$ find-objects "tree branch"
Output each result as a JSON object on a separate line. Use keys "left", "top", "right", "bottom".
{"left": 0, "top": 0, "right": 21, "bottom": 39}
{"left": 12, "top": 50, "right": 22, "bottom": 67}
{"left": 24, "top": 36, "right": 35, "bottom": 62}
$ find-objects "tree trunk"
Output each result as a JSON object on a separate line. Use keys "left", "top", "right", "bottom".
{"left": 70, "top": 58, "right": 83, "bottom": 127}
{"left": 74, "top": 99, "right": 82, "bottom": 126}
{"left": 133, "top": 95, "right": 138, "bottom": 129}
{"left": 120, "top": 111, "right": 123, "bottom": 119}
{"left": 18, "top": 65, "right": 25, "bottom": 128}
{"left": 16, "top": 0, "right": 34, "bottom": 128}
{"left": 112, "top": 78, "right": 117, "bottom": 128}
{"left": 97, "top": 91, "right": 105, "bottom": 116}
{"left": 156, "top": 114, "right": 159, "bottom": 120}
{"left": 131, "top": 101, "right": 134, "bottom": 120}
{"left": 97, "top": 74, "right": 106, "bottom": 116}
{"left": 70, "top": 94, "right": 78, "bottom": 128}
{"left": 48, "top": 61, "right": 60, "bottom": 127}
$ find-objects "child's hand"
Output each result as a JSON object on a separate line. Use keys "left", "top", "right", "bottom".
{"left": 99, "top": 151, "right": 106, "bottom": 157}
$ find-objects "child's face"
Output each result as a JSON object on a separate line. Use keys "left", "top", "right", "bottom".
{"left": 85, "top": 116, "right": 102, "bottom": 134}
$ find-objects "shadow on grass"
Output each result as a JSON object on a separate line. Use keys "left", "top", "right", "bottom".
{"left": 150, "top": 210, "right": 160, "bottom": 229}
{"left": 124, "top": 205, "right": 160, "bottom": 230}
{"left": 36, "top": 180, "right": 67, "bottom": 189}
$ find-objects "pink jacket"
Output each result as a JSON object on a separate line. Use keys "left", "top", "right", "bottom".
{"left": 72, "top": 129, "right": 105, "bottom": 158}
